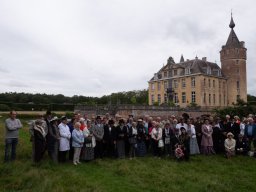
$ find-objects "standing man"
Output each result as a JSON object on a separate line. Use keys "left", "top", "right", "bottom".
{"left": 92, "top": 116, "right": 104, "bottom": 159}
{"left": 58, "top": 116, "right": 71, "bottom": 162}
{"left": 244, "top": 117, "right": 256, "bottom": 152}
{"left": 4, "top": 110, "right": 23, "bottom": 162}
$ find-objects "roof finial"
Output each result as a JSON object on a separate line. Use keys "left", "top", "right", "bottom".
{"left": 229, "top": 10, "right": 235, "bottom": 29}
{"left": 180, "top": 54, "right": 184, "bottom": 63}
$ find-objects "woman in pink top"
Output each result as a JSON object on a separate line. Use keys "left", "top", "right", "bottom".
{"left": 201, "top": 119, "right": 215, "bottom": 155}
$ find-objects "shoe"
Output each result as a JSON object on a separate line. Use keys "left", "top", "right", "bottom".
{"left": 73, "top": 162, "right": 77, "bottom": 165}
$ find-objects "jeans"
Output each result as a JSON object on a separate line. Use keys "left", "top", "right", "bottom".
{"left": 4, "top": 138, "right": 18, "bottom": 162}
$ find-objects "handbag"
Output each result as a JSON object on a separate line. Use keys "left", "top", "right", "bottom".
{"left": 165, "top": 137, "right": 170, "bottom": 144}
{"left": 85, "top": 136, "right": 92, "bottom": 144}
{"left": 158, "top": 139, "right": 164, "bottom": 148}
{"left": 129, "top": 137, "right": 137, "bottom": 144}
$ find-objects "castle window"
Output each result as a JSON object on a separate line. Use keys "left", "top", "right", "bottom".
{"left": 224, "top": 94, "right": 226, "bottom": 105}
{"left": 174, "top": 93, "right": 179, "bottom": 103}
{"left": 237, "top": 68, "right": 240, "bottom": 74}
{"left": 182, "top": 79, "right": 186, "bottom": 88}
{"left": 219, "top": 94, "right": 221, "bottom": 105}
{"left": 151, "top": 95, "right": 155, "bottom": 104}
{"left": 207, "top": 67, "right": 212, "bottom": 75}
{"left": 174, "top": 79, "right": 178, "bottom": 88}
{"left": 185, "top": 68, "right": 191, "bottom": 75}
{"left": 213, "top": 94, "right": 216, "bottom": 105}
{"left": 217, "top": 70, "right": 221, "bottom": 76}
{"left": 209, "top": 94, "right": 211, "bottom": 104}
{"left": 213, "top": 80, "right": 215, "bottom": 88}
{"left": 157, "top": 94, "right": 161, "bottom": 104}
{"left": 191, "top": 91, "right": 196, "bottom": 103}
{"left": 191, "top": 77, "right": 196, "bottom": 87}
{"left": 208, "top": 79, "right": 211, "bottom": 87}
{"left": 164, "top": 71, "right": 167, "bottom": 78}
{"left": 151, "top": 83, "right": 155, "bottom": 90}
{"left": 164, "top": 81, "right": 168, "bottom": 89}
{"left": 203, "top": 93, "right": 206, "bottom": 103}
{"left": 173, "top": 70, "right": 177, "bottom": 76}
{"left": 157, "top": 82, "right": 161, "bottom": 91}
{"left": 236, "top": 60, "right": 239, "bottom": 65}
{"left": 237, "top": 81, "right": 240, "bottom": 89}
{"left": 237, "top": 95, "right": 240, "bottom": 101}
{"left": 182, "top": 92, "right": 186, "bottom": 103}
{"left": 219, "top": 80, "right": 221, "bottom": 89}
{"left": 164, "top": 94, "right": 167, "bottom": 103}
{"left": 204, "top": 78, "right": 206, "bottom": 86}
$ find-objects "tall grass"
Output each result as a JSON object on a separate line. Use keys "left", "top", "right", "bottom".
{"left": 1, "top": 116, "right": 256, "bottom": 192}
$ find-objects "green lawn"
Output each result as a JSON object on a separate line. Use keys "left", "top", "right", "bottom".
{"left": 0, "top": 116, "right": 256, "bottom": 192}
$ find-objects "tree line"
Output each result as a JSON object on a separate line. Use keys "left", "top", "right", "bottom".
{"left": 0, "top": 90, "right": 148, "bottom": 111}
{"left": 0, "top": 91, "right": 255, "bottom": 113}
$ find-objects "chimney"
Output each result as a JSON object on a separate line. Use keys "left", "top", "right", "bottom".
{"left": 202, "top": 57, "right": 207, "bottom": 61}
{"left": 240, "top": 41, "right": 245, "bottom": 48}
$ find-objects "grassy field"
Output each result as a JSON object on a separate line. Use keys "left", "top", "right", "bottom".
{"left": 1, "top": 115, "right": 256, "bottom": 192}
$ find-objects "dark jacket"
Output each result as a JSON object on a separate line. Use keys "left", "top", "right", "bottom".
{"left": 244, "top": 123, "right": 256, "bottom": 138}
{"left": 116, "top": 125, "right": 128, "bottom": 141}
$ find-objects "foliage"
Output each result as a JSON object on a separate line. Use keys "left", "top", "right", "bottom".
{"left": 153, "top": 102, "right": 159, "bottom": 106}
{"left": 247, "top": 94, "right": 256, "bottom": 106}
{"left": 214, "top": 99, "right": 256, "bottom": 119}
{"left": 187, "top": 102, "right": 200, "bottom": 109}
{"left": 168, "top": 101, "right": 176, "bottom": 107}
{"left": 65, "top": 112, "right": 74, "bottom": 119}
{"left": 1, "top": 117, "right": 256, "bottom": 191}
{"left": 0, "top": 104, "right": 10, "bottom": 111}
{"left": 0, "top": 90, "right": 149, "bottom": 111}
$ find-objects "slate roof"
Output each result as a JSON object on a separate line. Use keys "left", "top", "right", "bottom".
{"left": 149, "top": 57, "right": 223, "bottom": 81}
{"left": 224, "top": 15, "right": 241, "bottom": 48}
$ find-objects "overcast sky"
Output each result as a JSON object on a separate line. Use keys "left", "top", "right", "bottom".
{"left": 0, "top": 0, "right": 255, "bottom": 97}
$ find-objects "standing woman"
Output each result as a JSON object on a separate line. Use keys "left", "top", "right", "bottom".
{"left": 136, "top": 119, "right": 147, "bottom": 157}
{"left": 201, "top": 119, "right": 215, "bottom": 155}
{"left": 48, "top": 116, "right": 60, "bottom": 163}
{"left": 33, "top": 119, "right": 47, "bottom": 162}
{"left": 116, "top": 119, "right": 127, "bottom": 158}
{"left": 187, "top": 119, "right": 200, "bottom": 155}
{"left": 163, "top": 122, "right": 174, "bottom": 156}
{"left": 58, "top": 116, "right": 71, "bottom": 162}
{"left": 81, "top": 120, "right": 96, "bottom": 161}
{"left": 151, "top": 123, "right": 163, "bottom": 158}
{"left": 72, "top": 122, "right": 84, "bottom": 165}
{"left": 128, "top": 122, "right": 137, "bottom": 159}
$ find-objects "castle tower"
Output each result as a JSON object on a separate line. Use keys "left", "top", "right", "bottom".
{"left": 220, "top": 14, "right": 247, "bottom": 105}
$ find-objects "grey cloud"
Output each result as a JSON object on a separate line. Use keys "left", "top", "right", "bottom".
{"left": 164, "top": 16, "right": 217, "bottom": 45}
{"left": 7, "top": 80, "right": 29, "bottom": 88}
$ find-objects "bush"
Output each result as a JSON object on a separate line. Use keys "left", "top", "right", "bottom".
{"left": 0, "top": 104, "right": 11, "bottom": 111}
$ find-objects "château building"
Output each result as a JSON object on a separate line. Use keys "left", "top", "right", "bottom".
{"left": 148, "top": 15, "right": 247, "bottom": 107}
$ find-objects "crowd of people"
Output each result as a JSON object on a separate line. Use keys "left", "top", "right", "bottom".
{"left": 4, "top": 110, "right": 256, "bottom": 164}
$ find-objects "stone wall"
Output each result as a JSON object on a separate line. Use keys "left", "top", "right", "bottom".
{"left": 74, "top": 105, "right": 215, "bottom": 119}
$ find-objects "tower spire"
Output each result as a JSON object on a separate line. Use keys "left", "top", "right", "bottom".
{"left": 229, "top": 11, "right": 235, "bottom": 29}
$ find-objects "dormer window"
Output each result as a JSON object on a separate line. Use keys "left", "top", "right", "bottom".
{"left": 217, "top": 70, "right": 221, "bottom": 76}
{"left": 185, "top": 67, "right": 191, "bottom": 75}
{"left": 207, "top": 67, "right": 211, "bottom": 75}
{"left": 154, "top": 73, "right": 158, "bottom": 80}
{"left": 164, "top": 71, "right": 167, "bottom": 78}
